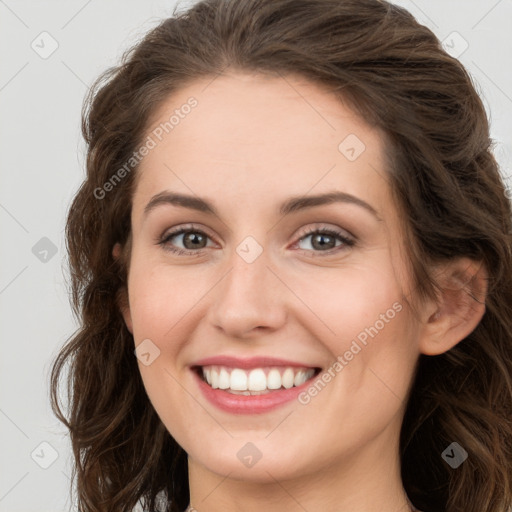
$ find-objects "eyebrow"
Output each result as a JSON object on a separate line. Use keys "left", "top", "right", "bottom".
{"left": 143, "top": 191, "right": 381, "bottom": 220}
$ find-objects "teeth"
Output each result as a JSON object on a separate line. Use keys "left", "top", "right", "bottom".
{"left": 247, "top": 368, "right": 267, "bottom": 391}
{"left": 294, "top": 370, "right": 305, "bottom": 387}
{"left": 201, "top": 365, "right": 316, "bottom": 393}
{"left": 267, "top": 369, "right": 282, "bottom": 389}
{"left": 218, "top": 368, "right": 230, "bottom": 389}
{"left": 210, "top": 368, "right": 219, "bottom": 389}
{"left": 230, "top": 369, "right": 247, "bottom": 391}
{"left": 282, "top": 368, "right": 295, "bottom": 389}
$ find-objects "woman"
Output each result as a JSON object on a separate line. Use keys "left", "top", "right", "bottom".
{"left": 50, "top": 0, "right": 512, "bottom": 511}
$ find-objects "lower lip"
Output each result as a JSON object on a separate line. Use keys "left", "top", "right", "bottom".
{"left": 192, "top": 369, "right": 317, "bottom": 414}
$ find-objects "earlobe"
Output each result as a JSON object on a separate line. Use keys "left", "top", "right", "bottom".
{"left": 419, "top": 258, "right": 488, "bottom": 356}
{"left": 112, "top": 242, "right": 122, "bottom": 260}
{"left": 112, "top": 243, "right": 133, "bottom": 334}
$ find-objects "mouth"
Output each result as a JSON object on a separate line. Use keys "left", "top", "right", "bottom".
{"left": 190, "top": 355, "right": 324, "bottom": 414}
{"left": 192, "top": 365, "right": 322, "bottom": 395}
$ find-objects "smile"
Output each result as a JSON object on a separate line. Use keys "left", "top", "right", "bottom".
{"left": 199, "top": 365, "right": 317, "bottom": 395}
{"left": 190, "top": 357, "right": 322, "bottom": 414}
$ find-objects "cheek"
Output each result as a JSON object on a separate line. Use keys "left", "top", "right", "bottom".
{"left": 127, "top": 262, "right": 205, "bottom": 343}
{"left": 288, "top": 260, "right": 417, "bottom": 405}
{"left": 126, "top": 264, "right": 200, "bottom": 438}
{"left": 289, "top": 260, "right": 405, "bottom": 351}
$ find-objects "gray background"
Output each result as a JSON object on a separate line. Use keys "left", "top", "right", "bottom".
{"left": 1, "top": 1, "right": 511, "bottom": 511}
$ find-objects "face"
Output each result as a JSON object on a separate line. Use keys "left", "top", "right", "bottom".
{"left": 119, "top": 71, "right": 423, "bottom": 484}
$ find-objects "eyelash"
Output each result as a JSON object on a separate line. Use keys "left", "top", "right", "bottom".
{"left": 157, "top": 223, "right": 356, "bottom": 257}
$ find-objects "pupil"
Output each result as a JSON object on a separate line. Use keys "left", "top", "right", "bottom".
{"left": 313, "top": 234, "right": 333, "bottom": 250}
{"left": 185, "top": 232, "right": 205, "bottom": 249}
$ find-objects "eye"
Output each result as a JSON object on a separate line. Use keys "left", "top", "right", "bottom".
{"left": 158, "top": 224, "right": 215, "bottom": 256}
{"left": 293, "top": 225, "right": 355, "bottom": 255}
{"left": 157, "top": 223, "right": 355, "bottom": 257}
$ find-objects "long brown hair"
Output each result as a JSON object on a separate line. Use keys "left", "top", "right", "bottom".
{"left": 50, "top": 0, "right": 512, "bottom": 510}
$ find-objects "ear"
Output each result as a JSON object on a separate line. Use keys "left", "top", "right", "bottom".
{"left": 112, "top": 242, "right": 133, "bottom": 334}
{"left": 418, "top": 257, "right": 488, "bottom": 356}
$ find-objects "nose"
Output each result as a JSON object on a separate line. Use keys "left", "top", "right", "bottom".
{"left": 206, "top": 246, "right": 287, "bottom": 339}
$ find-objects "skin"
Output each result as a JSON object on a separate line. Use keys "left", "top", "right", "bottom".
{"left": 114, "top": 70, "right": 487, "bottom": 512}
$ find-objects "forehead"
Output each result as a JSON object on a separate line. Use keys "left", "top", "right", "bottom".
{"left": 133, "top": 71, "right": 392, "bottom": 220}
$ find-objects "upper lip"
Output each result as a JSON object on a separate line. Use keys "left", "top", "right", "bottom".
{"left": 191, "top": 355, "right": 320, "bottom": 370}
